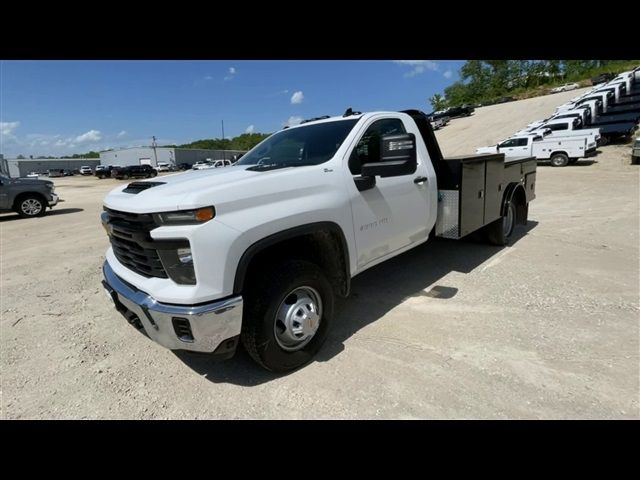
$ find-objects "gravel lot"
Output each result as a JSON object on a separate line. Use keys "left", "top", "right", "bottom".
{"left": 1, "top": 88, "right": 638, "bottom": 419}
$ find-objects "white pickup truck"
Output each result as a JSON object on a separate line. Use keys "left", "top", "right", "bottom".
{"left": 477, "top": 132, "right": 596, "bottom": 167}
{"left": 101, "top": 109, "right": 537, "bottom": 372}
{"left": 516, "top": 117, "right": 601, "bottom": 145}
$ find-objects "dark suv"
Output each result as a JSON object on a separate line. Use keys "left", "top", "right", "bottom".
{"left": 111, "top": 165, "right": 158, "bottom": 180}
{"left": 591, "top": 72, "right": 616, "bottom": 85}
{"left": 428, "top": 105, "right": 475, "bottom": 121}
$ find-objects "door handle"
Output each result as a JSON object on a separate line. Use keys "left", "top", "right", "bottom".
{"left": 414, "top": 176, "right": 428, "bottom": 184}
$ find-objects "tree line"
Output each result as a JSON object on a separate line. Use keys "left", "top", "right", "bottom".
{"left": 15, "top": 133, "right": 271, "bottom": 160}
{"left": 163, "top": 132, "right": 270, "bottom": 151}
{"left": 429, "top": 60, "right": 639, "bottom": 111}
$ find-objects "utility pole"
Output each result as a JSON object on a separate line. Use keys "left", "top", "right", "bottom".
{"left": 151, "top": 135, "right": 158, "bottom": 166}
{"left": 221, "top": 120, "right": 225, "bottom": 161}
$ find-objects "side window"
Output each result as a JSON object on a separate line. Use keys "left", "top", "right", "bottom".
{"left": 515, "top": 138, "right": 528, "bottom": 147}
{"left": 349, "top": 118, "right": 406, "bottom": 175}
{"left": 499, "top": 139, "right": 517, "bottom": 148}
{"left": 550, "top": 123, "right": 568, "bottom": 131}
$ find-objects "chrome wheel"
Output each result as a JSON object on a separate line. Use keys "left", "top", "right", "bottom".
{"left": 274, "top": 286, "right": 322, "bottom": 352}
{"left": 21, "top": 198, "right": 43, "bottom": 216}
{"left": 502, "top": 201, "right": 515, "bottom": 238}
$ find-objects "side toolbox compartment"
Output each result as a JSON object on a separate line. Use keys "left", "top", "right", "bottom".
{"left": 435, "top": 154, "right": 535, "bottom": 239}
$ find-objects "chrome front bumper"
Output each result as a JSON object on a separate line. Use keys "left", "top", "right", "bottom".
{"left": 49, "top": 194, "right": 59, "bottom": 207}
{"left": 102, "top": 261, "right": 243, "bottom": 353}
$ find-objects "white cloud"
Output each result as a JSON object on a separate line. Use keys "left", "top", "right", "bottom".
{"left": 394, "top": 60, "right": 439, "bottom": 77}
{"left": 443, "top": 70, "right": 453, "bottom": 79}
{"left": 1, "top": 121, "right": 20, "bottom": 137}
{"left": 285, "top": 116, "right": 303, "bottom": 127}
{"left": 204, "top": 75, "right": 213, "bottom": 81}
{"left": 75, "top": 129, "right": 102, "bottom": 143}
{"left": 290, "top": 91, "right": 304, "bottom": 104}
{"left": 224, "top": 67, "right": 237, "bottom": 81}
{"left": 245, "top": 125, "right": 255, "bottom": 134}
{"left": 117, "top": 130, "right": 127, "bottom": 138}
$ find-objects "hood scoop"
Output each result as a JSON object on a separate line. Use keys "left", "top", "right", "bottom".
{"left": 123, "top": 181, "right": 166, "bottom": 194}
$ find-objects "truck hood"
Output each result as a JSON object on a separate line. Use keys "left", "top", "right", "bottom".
{"left": 9, "top": 177, "right": 54, "bottom": 187}
{"left": 103, "top": 164, "right": 331, "bottom": 214}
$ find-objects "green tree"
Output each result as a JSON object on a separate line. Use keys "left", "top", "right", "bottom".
{"left": 429, "top": 93, "right": 448, "bottom": 111}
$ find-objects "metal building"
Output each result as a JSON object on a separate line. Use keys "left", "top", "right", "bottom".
{"left": 3, "top": 158, "right": 101, "bottom": 178}
{"left": 99, "top": 147, "right": 246, "bottom": 168}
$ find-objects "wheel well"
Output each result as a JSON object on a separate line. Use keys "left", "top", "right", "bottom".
{"left": 503, "top": 184, "right": 528, "bottom": 226}
{"left": 511, "top": 185, "right": 528, "bottom": 225}
{"left": 234, "top": 224, "right": 350, "bottom": 297}
{"left": 550, "top": 151, "right": 568, "bottom": 158}
{"left": 13, "top": 192, "right": 47, "bottom": 210}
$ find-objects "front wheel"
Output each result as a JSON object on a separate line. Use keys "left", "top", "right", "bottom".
{"left": 241, "top": 260, "right": 334, "bottom": 372}
{"left": 550, "top": 153, "right": 569, "bottom": 167}
{"left": 16, "top": 195, "right": 47, "bottom": 218}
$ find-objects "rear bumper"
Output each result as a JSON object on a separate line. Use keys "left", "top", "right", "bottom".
{"left": 102, "top": 260, "right": 243, "bottom": 354}
{"left": 584, "top": 147, "right": 597, "bottom": 157}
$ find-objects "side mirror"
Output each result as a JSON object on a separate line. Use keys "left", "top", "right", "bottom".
{"left": 360, "top": 133, "right": 418, "bottom": 178}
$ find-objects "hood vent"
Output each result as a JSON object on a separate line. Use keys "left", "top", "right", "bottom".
{"left": 123, "top": 181, "right": 166, "bottom": 194}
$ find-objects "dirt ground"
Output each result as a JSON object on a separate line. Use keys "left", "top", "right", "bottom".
{"left": 1, "top": 88, "right": 638, "bottom": 419}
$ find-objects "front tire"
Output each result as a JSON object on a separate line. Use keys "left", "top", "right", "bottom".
{"left": 16, "top": 195, "right": 47, "bottom": 218}
{"left": 550, "top": 153, "right": 569, "bottom": 167}
{"left": 241, "top": 260, "right": 334, "bottom": 372}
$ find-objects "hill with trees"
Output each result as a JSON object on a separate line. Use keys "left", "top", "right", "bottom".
{"left": 429, "top": 60, "right": 639, "bottom": 111}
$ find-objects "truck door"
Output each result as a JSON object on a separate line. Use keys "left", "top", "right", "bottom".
{"left": 346, "top": 116, "right": 434, "bottom": 269}
{"left": 497, "top": 138, "right": 529, "bottom": 157}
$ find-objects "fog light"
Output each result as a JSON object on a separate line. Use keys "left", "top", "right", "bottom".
{"left": 177, "top": 248, "right": 192, "bottom": 264}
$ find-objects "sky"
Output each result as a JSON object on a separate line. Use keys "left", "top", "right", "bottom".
{"left": 0, "top": 60, "right": 464, "bottom": 158}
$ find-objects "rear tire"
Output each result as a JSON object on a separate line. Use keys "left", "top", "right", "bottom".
{"left": 599, "top": 137, "right": 609, "bottom": 146}
{"left": 241, "top": 259, "right": 334, "bottom": 372}
{"left": 550, "top": 153, "right": 569, "bottom": 167}
{"left": 484, "top": 198, "right": 516, "bottom": 246}
{"left": 15, "top": 195, "right": 47, "bottom": 218}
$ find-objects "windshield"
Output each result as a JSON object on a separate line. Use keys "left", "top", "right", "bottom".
{"left": 237, "top": 119, "right": 360, "bottom": 168}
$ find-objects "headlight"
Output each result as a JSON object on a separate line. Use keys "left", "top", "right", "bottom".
{"left": 153, "top": 206, "right": 215, "bottom": 225}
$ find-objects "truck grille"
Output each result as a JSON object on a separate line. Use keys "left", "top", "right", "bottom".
{"left": 103, "top": 208, "right": 168, "bottom": 279}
